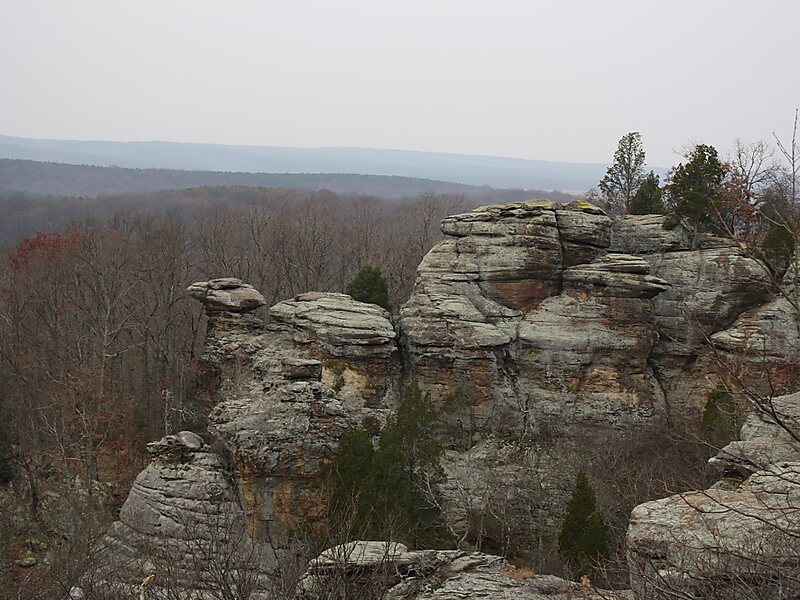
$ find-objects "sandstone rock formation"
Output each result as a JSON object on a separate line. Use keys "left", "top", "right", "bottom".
{"left": 399, "top": 200, "right": 672, "bottom": 442}
{"left": 298, "top": 541, "right": 630, "bottom": 600}
{"left": 100, "top": 201, "right": 800, "bottom": 598}
{"left": 99, "top": 430, "right": 269, "bottom": 597}
{"left": 627, "top": 392, "right": 800, "bottom": 599}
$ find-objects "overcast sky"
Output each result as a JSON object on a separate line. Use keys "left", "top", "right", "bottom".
{"left": 2, "top": 0, "right": 798, "bottom": 167}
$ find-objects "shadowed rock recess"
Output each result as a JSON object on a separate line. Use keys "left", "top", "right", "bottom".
{"left": 98, "top": 202, "right": 800, "bottom": 598}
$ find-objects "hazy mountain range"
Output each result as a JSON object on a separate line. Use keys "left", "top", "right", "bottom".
{"left": 0, "top": 134, "right": 612, "bottom": 191}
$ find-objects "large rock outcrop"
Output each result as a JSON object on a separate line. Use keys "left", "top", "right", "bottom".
{"left": 193, "top": 285, "right": 397, "bottom": 559}
{"left": 627, "top": 392, "right": 800, "bottom": 599}
{"left": 400, "top": 200, "right": 671, "bottom": 441}
{"left": 100, "top": 201, "right": 800, "bottom": 598}
{"left": 298, "top": 541, "right": 630, "bottom": 600}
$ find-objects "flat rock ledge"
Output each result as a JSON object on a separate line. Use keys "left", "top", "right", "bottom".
{"left": 298, "top": 541, "right": 631, "bottom": 600}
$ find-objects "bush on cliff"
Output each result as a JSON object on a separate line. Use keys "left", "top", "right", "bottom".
{"left": 328, "top": 382, "right": 446, "bottom": 547}
{"left": 346, "top": 266, "right": 391, "bottom": 311}
{"left": 558, "top": 471, "right": 609, "bottom": 577}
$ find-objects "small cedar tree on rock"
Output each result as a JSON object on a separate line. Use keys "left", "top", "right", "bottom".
{"left": 558, "top": 471, "right": 610, "bottom": 577}
{"left": 667, "top": 144, "right": 728, "bottom": 233}
{"left": 346, "top": 266, "right": 391, "bottom": 311}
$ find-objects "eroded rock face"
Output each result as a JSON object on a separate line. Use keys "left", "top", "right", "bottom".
{"left": 400, "top": 201, "right": 671, "bottom": 439}
{"left": 609, "top": 214, "right": 792, "bottom": 417}
{"left": 194, "top": 289, "right": 396, "bottom": 558}
{"left": 209, "top": 381, "right": 367, "bottom": 548}
{"left": 299, "top": 541, "right": 630, "bottom": 600}
{"left": 627, "top": 392, "right": 800, "bottom": 599}
{"left": 98, "top": 431, "right": 270, "bottom": 597}
{"left": 102, "top": 201, "right": 800, "bottom": 598}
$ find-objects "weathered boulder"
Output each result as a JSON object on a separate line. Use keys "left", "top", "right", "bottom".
{"left": 267, "top": 292, "right": 399, "bottom": 408}
{"left": 627, "top": 392, "right": 800, "bottom": 599}
{"left": 270, "top": 292, "right": 396, "bottom": 359}
{"left": 98, "top": 432, "right": 270, "bottom": 597}
{"left": 299, "top": 542, "right": 630, "bottom": 600}
{"left": 187, "top": 278, "right": 267, "bottom": 314}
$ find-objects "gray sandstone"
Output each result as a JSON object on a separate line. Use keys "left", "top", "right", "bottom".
{"left": 98, "top": 201, "right": 800, "bottom": 599}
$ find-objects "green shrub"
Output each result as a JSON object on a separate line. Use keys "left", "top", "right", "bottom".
{"left": 558, "top": 471, "right": 609, "bottom": 578}
{"left": 346, "top": 266, "right": 391, "bottom": 311}
{"left": 328, "top": 382, "right": 446, "bottom": 547}
{"left": 761, "top": 223, "right": 796, "bottom": 274}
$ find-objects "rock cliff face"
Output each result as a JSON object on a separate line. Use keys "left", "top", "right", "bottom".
{"left": 100, "top": 203, "right": 800, "bottom": 598}
{"left": 399, "top": 200, "right": 671, "bottom": 441}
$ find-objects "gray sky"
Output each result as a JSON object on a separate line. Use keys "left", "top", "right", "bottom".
{"left": 2, "top": 0, "right": 798, "bottom": 168}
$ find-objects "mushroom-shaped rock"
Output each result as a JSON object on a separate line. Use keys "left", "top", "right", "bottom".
{"left": 187, "top": 278, "right": 266, "bottom": 313}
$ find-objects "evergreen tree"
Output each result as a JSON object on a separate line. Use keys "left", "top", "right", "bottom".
{"left": 761, "top": 223, "right": 796, "bottom": 274}
{"left": 346, "top": 266, "right": 391, "bottom": 311}
{"left": 599, "top": 132, "right": 647, "bottom": 213}
{"left": 328, "top": 426, "right": 376, "bottom": 535}
{"left": 701, "top": 385, "right": 740, "bottom": 445}
{"left": 667, "top": 144, "right": 728, "bottom": 233}
{"left": 558, "top": 471, "right": 609, "bottom": 577}
{"left": 328, "top": 382, "right": 445, "bottom": 546}
{"left": 628, "top": 171, "right": 665, "bottom": 215}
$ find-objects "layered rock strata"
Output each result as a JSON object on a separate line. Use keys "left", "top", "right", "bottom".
{"left": 627, "top": 392, "right": 800, "bottom": 599}
{"left": 98, "top": 431, "right": 269, "bottom": 597}
{"left": 298, "top": 541, "right": 630, "bottom": 600}
{"left": 100, "top": 202, "right": 800, "bottom": 598}
{"left": 400, "top": 200, "right": 671, "bottom": 440}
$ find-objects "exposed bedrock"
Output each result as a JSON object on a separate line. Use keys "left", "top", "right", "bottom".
{"left": 100, "top": 201, "right": 800, "bottom": 598}
{"left": 98, "top": 431, "right": 271, "bottom": 597}
{"left": 195, "top": 286, "right": 397, "bottom": 557}
{"left": 400, "top": 200, "right": 673, "bottom": 441}
{"left": 298, "top": 541, "right": 630, "bottom": 600}
{"left": 610, "top": 214, "right": 791, "bottom": 417}
{"left": 627, "top": 392, "right": 800, "bottom": 599}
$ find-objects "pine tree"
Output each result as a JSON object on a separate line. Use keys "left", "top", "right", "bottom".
{"left": 328, "top": 426, "right": 376, "bottom": 536}
{"left": 346, "top": 266, "right": 391, "bottom": 311}
{"left": 628, "top": 171, "right": 665, "bottom": 215}
{"left": 328, "top": 382, "right": 445, "bottom": 546}
{"left": 667, "top": 144, "right": 728, "bottom": 233}
{"left": 558, "top": 471, "right": 609, "bottom": 577}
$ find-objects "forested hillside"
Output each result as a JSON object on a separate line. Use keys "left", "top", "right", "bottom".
{"left": 0, "top": 159, "right": 484, "bottom": 198}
